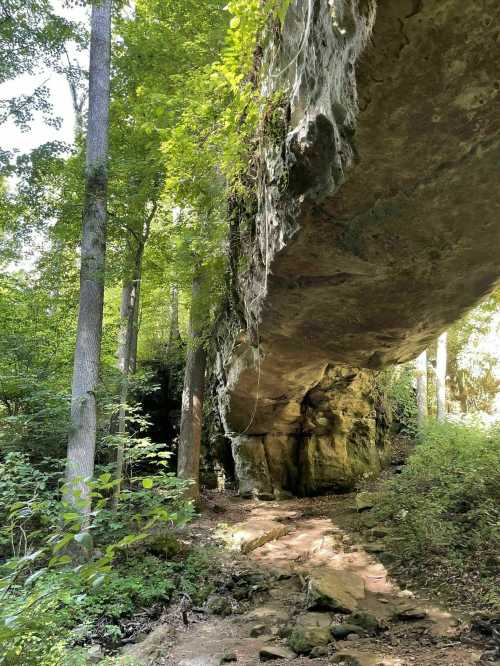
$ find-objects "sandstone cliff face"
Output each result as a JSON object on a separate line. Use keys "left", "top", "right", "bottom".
{"left": 299, "top": 366, "right": 390, "bottom": 495}
{"left": 231, "top": 365, "right": 390, "bottom": 499}
{"left": 215, "top": 0, "right": 500, "bottom": 496}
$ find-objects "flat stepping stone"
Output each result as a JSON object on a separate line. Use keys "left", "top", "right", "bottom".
{"left": 228, "top": 519, "right": 291, "bottom": 554}
{"left": 395, "top": 607, "right": 428, "bottom": 621}
{"left": 307, "top": 567, "right": 365, "bottom": 612}
{"left": 259, "top": 645, "right": 297, "bottom": 661}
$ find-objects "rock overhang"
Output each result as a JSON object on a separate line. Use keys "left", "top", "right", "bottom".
{"left": 216, "top": 0, "right": 500, "bottom": 437}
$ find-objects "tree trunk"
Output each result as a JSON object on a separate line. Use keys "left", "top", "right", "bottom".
{"left": 177, "top": 273, "right": 207, "bottom": 501}
{"left": 112, "top": 239, "right": 145, "bottom": 508}
{"left": 166, "top": 208, "right": 182, "bottom": 362}
{"left": 415, "top": 350, "right": 428, "bottom": 429}
{"left": 166, "top": 284, "right": 181, "bottom": 360}
{"left": 112, "top": 282, "right": 135, "bottom": 509}
{"left": 436, "top": 331, "right": 448, "bottom": 422}
{"left": 65, "top": 0, "right": 112, "bottom": 515}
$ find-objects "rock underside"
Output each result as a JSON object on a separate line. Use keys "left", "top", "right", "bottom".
{"left": 214, "top": 0, "right": 500, "bottom": 495}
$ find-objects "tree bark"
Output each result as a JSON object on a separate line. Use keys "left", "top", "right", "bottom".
{"left": 177, "top": 272, "right": 207, "bottom": 501}
{"left": 166, "top": 207, "right": 182, "bottom": 362}
{"left": 65, "top": 0, "right": 112, "bottom": 515}
{"left": 112, "top": 236, "right": 146, "bottom": 508}
{"left": 112, "top": 280, "right": 136, "bottom": 509}
{"left": 436, "top": 331, "right": 448, "bottom": 422}
{"left": 415, "top": 350, "right": 428, "bottom": 429}
{"left": 166, "top": 284, "right": 181, "bottom": 360}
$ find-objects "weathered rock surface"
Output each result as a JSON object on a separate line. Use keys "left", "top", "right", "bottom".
{"left": 307, "top": 567, "right": 365, "bottom": 612}
{"left": 259, "top": 644, "right": 297, "bottom": 661}
{"left": 230, "top": 365, "right": 390, "bottom": 496}
{"left": 222, "top": 509, "right": 292, "bottom": 553}
{"left": 215, "top": 0, "right": 500, "bottom": 494}
{"left": 288, "top": 612, "right": 333, "bottom": 654}
{"left": 299, "top": 367, "right": 390, "bottom": 494}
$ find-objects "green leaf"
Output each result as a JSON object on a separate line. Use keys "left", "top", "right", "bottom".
{"left": 25, "top": 568, "right": 47, "bottom": 586}
{"left": 91, "top": 574, "right": 106, "bottom": 588}
{"left": 74, "top": 532, "right": 93, "bottom": 549}
{"left": 4, "top": 615, "right": 19, "bottom": 629}
{"left": 53, "top": 533, "right": 74, "bottom": 553}
{"left": 63, "top": 512, "right": 81, "bottom": 522}
{"left": 142, "top": 478, "right": 154, "bottom": 489}
{"left": 48, "top": 553, "right": 72, "bottom": 567}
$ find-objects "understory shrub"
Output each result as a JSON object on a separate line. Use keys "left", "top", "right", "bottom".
{"left": 0, "top": 452, "right": 61, "bottom": 560}
{"left": 0, "top": 464, "right": 197, "bottom": 665}
{"left": 375, "top": 421, "right": 500, "bottom": 606}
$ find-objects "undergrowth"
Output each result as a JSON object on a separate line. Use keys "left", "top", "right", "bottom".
{"left": 375, "top": 421, "right": 500, "bottom": 609}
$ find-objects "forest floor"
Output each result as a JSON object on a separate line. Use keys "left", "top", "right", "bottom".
{"left": 122, "top": 455, "right": 497, "bottom": 666}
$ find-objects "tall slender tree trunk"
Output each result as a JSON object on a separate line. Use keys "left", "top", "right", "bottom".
{"left": 112, "top": 281, "right": 136, "bottom": 509}
{"left": 415, "top": 350, "right": 428, "bottom": 429}
{"left": 436, "top": 331, "right": 448, "bottom": 422}
{"left": 177, "top": 272, "right": 207, "bottom": 501}
{"left": 166, "top": 207, "right": 182, "bottom": 362}
{"left": 65, "top": 0, "right": 112, "bottom": 514}
{"left": 112, "top": 239, "right": 145, "bottom": 508}
{"left": 166, "top": 284, "right": 181, "bottom": 360}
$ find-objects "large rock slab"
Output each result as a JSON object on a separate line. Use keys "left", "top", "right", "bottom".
{"left": 216, "top": 0, "right": 500, "bottom": 467}
{"left": 307, "top": 567, "right": 366, "bottom": 613}
{"left": 288, "top": 612, "right": 333, "bottom": 654}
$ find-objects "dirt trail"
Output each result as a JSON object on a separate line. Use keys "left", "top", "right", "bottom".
{"left": 125, "top": 493, "right": 492, "bottom": 666}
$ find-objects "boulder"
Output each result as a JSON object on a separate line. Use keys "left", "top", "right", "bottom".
{"left": 330, "top": 656, "right": 363, "bottom": 666}
{"left": 331, "top": 624, "right": 367, "bottom": 640}
{"left": 394, "top": 607, "right": 428, "bottom": 621}
{"left": 355, "top": 492, "right": 377, "bottom": 512}
{"left": 259, "top": 645, "right": 297, "bottom": 661}
{"left": 307, "top": 568, "right": 365, "bottom": 612}
{"left": 348, "top": 612, "right": 381, "bottom": 636}
{"left": 250, "top": 624, "right": 268, "bottom": 638}
{"left": 287, "top": 612, "right": 333, "bottom": 654}
{"left": 310, "top": 645, "right": 330, "bottom": 657}
{"left": 86, "top": 645, "right": 104, "bottom": 664}
{"left": 206, "top": 594, "right": 234, "bottom": 617}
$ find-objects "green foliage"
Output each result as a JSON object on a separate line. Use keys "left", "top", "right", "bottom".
{"left": 0, "top": 0, "right": 83, "bottom": 129}
{"left": 377, "top": 364, "right": 418, "bottom": 436}
{"left": 448, "top": 293, "right": 500, "bottom": 414}
{"left": 0, "top": 452, "right": 60, "bottom": 559}
{"left": 375, "top": 421, "right": 500, "bottom": 606}
{"left": 0, "top": 465, "right": 195, "bottom": 663}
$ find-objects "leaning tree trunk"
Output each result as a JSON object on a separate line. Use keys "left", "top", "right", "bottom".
{"left": 415, "top": 350, "right": 428, "bottom": 429}
{"left": 65, "top": 0, "right": 112, "bottom": 515}
{"left": 177, "top": 272, "right": 207, "bottom": 501}
{"left": 436, "top": 331, "right": 448, "bottom": 422}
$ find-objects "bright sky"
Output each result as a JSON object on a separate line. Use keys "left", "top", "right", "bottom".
{"left": 0, "top": 2, "right": 89, "bottom": 156}
{"left": 0, "top": 2, "right": 89, "bottom": 271}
